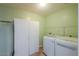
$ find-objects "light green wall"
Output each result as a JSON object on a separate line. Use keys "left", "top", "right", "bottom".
{"left": 0, "top": 6, "right": 44, "bottom": 46}
{"left": 0, "top": 4, "right": 78, "bottom": 48}
{"left": 45, "top": 4, "right": 78, "bottom": 38}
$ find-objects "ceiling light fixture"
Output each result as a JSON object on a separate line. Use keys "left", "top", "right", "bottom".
{"left": 39, "top": 3, "right": 47, "bottom": 7}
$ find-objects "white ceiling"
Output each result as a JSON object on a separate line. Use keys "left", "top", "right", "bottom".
{"left": 0, "top": 3, "right": 76, "bottom": 16}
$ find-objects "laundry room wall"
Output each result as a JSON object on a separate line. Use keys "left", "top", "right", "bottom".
{"left": 44, "top": 4, "right": 78, "bottom": 39}
{"left": 0, "top": 6, "right": 45, "bottom": 47}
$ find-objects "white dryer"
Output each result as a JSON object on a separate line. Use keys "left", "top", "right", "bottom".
{"left": 43, "top": 36, "right": 55, "bottom": 56}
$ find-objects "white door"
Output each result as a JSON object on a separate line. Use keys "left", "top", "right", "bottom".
{"left": 29, "top": 20, "right": 39, "bottom": 55}
{"left": 14, "top": 19, "right": 29, "bottom": 56}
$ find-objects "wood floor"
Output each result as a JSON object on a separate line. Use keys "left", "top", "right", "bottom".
{"left": 31, "top": 47, "right": 46, "bottom": 56}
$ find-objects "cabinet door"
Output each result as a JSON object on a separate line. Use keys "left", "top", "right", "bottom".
{"left": 29, "top": 21, "right": 39, "bottom": 55}
{"left": 14, "top": 19, "right": 29, "bottom": 56}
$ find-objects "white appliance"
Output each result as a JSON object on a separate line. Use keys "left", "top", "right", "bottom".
{"left": 43, "top": 36, "right": 77, "bottom": 56}
{"left": 14, "top": 19, "right": 39, "bottom": 56}
{"left": 55, "top": 39, "right": 77, "bottom": 56}
{"left": 43, "top": 36, "right": 55, "bottom": 56}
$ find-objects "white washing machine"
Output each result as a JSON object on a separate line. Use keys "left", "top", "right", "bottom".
{"left": 55, "top": 39, "right": 77, "bottom": 56}
{"left": 43, "top": 36, "right": 77, "bottom": 56}
{"left": 43, "top": 36, "right": 55, "bottom": 56}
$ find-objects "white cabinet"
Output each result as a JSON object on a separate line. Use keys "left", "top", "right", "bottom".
{"left": 14, "top": 19, "right": 39, "bottom": 56}
{"left": 29, "top": 21, "right": 39, "bottom": 55}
